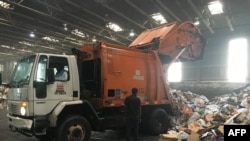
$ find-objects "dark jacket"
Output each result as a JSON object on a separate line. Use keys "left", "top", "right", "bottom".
{"left": 124, "top": 94, "right": 141, "bottom": 121}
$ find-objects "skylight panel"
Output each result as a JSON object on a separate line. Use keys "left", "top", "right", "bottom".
{"left": 42, "top": 37, "right": 59, "bottom": 43}
{"left": 0, "top": 52, "right": 12, "bottom": 55}
{"left": 208, "top": 1, "right": 223, "bottom": 15}
{"left": 71, "top": 29, "right": 86, "bottom": 38}
{"left": 106, "top": 22, "right": 123, "bottom": 32}
{"left": 19, "top": 41, "right": 34, "bottom": 46}
{"left": 1, "top": 45, "right": 11, "bottom": 48}
{"left": 151, "top": 13, "right": 167, "bottom": 24}
{"left": 0, "top": 1, "right": 11, "bottom": 9}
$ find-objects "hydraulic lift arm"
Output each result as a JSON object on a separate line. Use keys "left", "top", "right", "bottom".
{"left": 129, "top": 21, "right": 205, "bottom": 64}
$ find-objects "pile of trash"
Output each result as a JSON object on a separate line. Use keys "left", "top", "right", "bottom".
{"left": 159, "top": 86, "right": 250, "bottom": 141}
{"left": 0, "top": 85, "right": 8, "bottom": 109}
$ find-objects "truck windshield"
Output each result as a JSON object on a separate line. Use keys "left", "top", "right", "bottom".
{"left": 9, "top": 55, "right": 36, "bottom": 87}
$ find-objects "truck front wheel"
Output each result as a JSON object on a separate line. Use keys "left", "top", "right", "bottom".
{"left": 35, "top": 129, "right": 54, "bottom": 141}
{"left": 56, "top": 115, "right": 91, "bottom": 141}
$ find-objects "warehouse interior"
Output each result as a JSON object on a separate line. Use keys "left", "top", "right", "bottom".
{"left": 1, "top": 0, "right": 250, "bottom": 96}
{"left": 1, "top": 0, "right": 250, "bottom": 141}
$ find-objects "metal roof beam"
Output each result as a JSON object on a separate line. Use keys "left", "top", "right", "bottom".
{"left": 6, "top": 0, "right": 127, "bottom": 45}
{"left": 156, "top": 0, "right": 181, "bottom": 22}
{"left": 63, "top": 0, "right": 133, "bottom": 42}
{"left": 187, "top": 0, "right": 214, "bottom": 34}
{"left": 124, "top": 0, "right": 158, "bottom": 26}
{"left": 221, "top": 0, "right": 234, "bottom": 31}
{"left": 100, "top": 3, "right": 146, "bottom": 30}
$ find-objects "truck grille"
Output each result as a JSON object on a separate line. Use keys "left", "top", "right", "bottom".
{"left": 8, "top": 104, "right": 19, "bottom": 115}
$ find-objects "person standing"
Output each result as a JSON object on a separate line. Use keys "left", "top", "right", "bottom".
{"left": 124, "top": 88, "right": 141, "bottom": 141}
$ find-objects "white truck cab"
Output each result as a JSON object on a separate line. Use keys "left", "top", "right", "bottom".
{"left": 5, "top": 53, "right": 97, "bottom": 141}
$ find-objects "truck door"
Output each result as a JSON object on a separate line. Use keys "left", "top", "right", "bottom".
{"left": 33, "top": 55, "right": 73, "bottom": 116}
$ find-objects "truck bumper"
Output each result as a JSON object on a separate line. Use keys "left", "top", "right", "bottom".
{"left": 7, "top": 114, "right": 33, "bottom": 130}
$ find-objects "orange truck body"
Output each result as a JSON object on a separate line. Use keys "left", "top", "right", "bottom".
{"left": 79, "top": 21, "right": 204, "bottom": 111}
{"left": 80, "top": 42, "right": 171, "bottom": 110}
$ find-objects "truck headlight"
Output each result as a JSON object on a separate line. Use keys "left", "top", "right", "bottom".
{"left": 20, "top": 102, "right": 27, "bottom": 116}
{"left": 20, "top": 107, "right": 26, "bottom": 115}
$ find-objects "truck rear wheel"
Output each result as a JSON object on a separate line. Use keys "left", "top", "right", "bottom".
{"left": 148, "top": 108, "right": 169, "bottom": 135}
{"left": 56, "top": 115, "right": 91, "bottom": 141}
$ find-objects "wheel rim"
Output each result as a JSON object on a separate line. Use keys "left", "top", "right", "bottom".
{"left": 152, "top": 112, "right": 167, "bottom": 133}
{"left": 154, "top": 118, "right": 163, "bottom": 131}
{"left": 67, "top": 124, "right": 85, "bottom": 141}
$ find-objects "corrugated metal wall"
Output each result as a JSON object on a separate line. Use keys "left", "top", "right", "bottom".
{"left": 0, "top": 61, "right": 16, "bottom": 84}
{"left": 181, "top": 26, "right": 250, "bottom": 82}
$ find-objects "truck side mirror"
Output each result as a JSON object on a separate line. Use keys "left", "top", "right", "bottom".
{"left": 0, "top": 73, "right": 2, "bottom": 85}
{"left": 47, "top": 68, "right": 55, "bottom": 83}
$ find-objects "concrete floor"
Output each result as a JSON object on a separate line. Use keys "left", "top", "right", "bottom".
{"left": 0, "top": 108, "right": 159, "bottom": 141}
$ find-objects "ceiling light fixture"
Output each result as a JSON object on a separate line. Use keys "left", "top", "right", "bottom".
{"left": 151, "top": 13, "right": 167, "bottom": 24}
{"left": 63, "top": 23, "right": 68, "bottom": 31}
{"left": 106, "top": 22, "right": 123, "bottom": 32}
{"left": 208, "top": 1, "right": 223, "bottom": 15}
{"left": 194, "top": 21, "right": 200, "bottom": 25}
{"left": 29, "top": 32, "right": 35, "bottom": 38}
{"left": 92, "top": 36, "right": 97, "bottom": 42}
{"left": 129, "top": 30, "right": 135, "bottom": 37}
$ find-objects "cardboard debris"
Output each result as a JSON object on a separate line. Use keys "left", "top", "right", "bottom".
{"left": 204, "top": 121, "right": 212, "bottom": 128}
{"left": 158, "top": 134, "right": 178, "bottom": 141}
{"left": 187, "top": 132, "right": 199, "bottom": 141}
{"left": 205, "top": 114, "right": 214, "bottom": 122}
{"left": 177, "top": 126, "right": 188, "bottom": 131}
{"left": 188, "top": 122, "right": 204, "bottom": 133}
{"left": 160, "top": 86, "right": 250, "bottom": 141}
{"left": 218, "top": 126, "right": 224, "bottom": 135}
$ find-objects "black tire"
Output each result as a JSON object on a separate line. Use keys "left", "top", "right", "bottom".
{"left": 35, "top": 134, "right": 54, "bottom": 141}
{"left": 148, "top": 108, "right": 169, "bottom": 135}
{"left": 55, "top": 115, "right": 91, "bottom": 141}
{"left": 35, "top": 128, "right": 54, "bottom": 141}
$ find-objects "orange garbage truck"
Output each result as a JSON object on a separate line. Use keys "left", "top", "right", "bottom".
{"left": 3, "top": 21, "right": 204, "bottom": 141}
